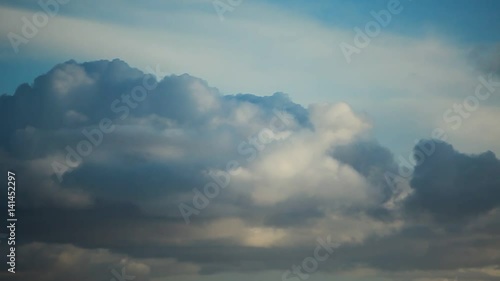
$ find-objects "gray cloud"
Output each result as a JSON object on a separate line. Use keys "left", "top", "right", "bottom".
{"left": 1, "top": 59, "right": 500, "bottom": 281}
{"left": 405, "top": 140, "right": 500, "bottom": 222}
{"left": 332, "top": 139, "right": 398, "bottom": 203}
{"left": 468, "top": 44, "right": 500, "bottom": 77}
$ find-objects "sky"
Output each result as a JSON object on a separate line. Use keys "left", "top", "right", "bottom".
{"left": 0, "top": 0, "right": 499, "bottom": 281}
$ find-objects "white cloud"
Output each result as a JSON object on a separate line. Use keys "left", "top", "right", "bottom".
{"left": 0, "top": 1, "right": 491, "bottom": 155}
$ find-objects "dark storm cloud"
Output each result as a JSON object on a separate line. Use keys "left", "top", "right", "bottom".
{"left": 0, "top": 59, "right": 310, "bottom": 207}
{"left": 317, "top": 222, "right": 500, "bottom": 273}
{"left": 332, "top": 139, "right": 397, "bottom": 201}
{"left": 261, "top": 196, "right": 326, "bottom": 227}
{"left": 331, "top": 139, "right": 402, "bottom": 222}
{"left": 0, "top": 59, "right": 309, "bottom": 157}
{"left": 2, "top": 59, "right": 500, "bottom": 281}
{"left": 61, "top": 157, "right": 207, "bottom": 201}
{"left": 0, "top": 59, "right": 318, "bottom": 258}
{"left": 405, "top": 140, "right": 500, "bottom": 222}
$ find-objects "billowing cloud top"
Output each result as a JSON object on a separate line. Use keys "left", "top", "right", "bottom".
{"left": 1, "top": 59, "right": 499, "bottom": 281}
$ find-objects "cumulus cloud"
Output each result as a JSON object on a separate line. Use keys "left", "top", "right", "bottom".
{"left": 1, "top": 59, "right": 500, "bottom": 281}
{"left": 405, "top": 140, "right": 500, "bottom": 222}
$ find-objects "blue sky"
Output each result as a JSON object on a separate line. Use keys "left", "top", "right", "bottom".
{"left": 2, "top": 0, "right": 500, "bottom": 157}
{"left": 1, "top": 1, "right": 500, "bottom": 281}
{"left": 2, "top": 0, "right": 500, "bottom": 94}
{"left": 268, "top": 0, "right": 500, "bottom": 41}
